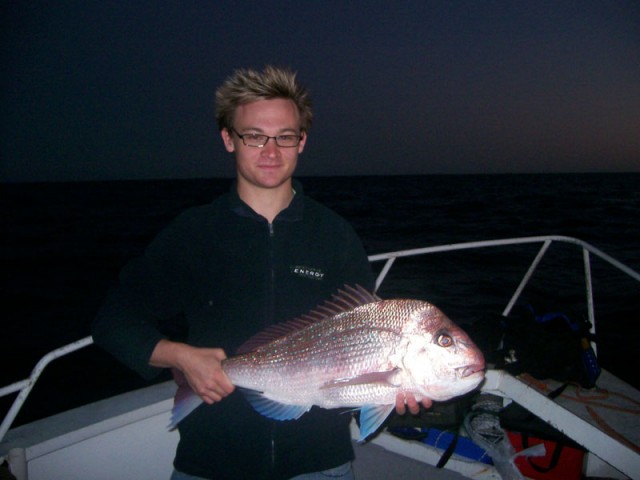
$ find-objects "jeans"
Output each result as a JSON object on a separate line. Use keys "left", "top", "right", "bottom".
{"left": 170, "top": 461, "right": 354, "bottom": 480}
{"left": 290, "top": 462, "right": 354, "bottom": 479}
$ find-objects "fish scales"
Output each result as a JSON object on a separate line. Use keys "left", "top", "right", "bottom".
{"left": 223, "top": 299, "right": 449, "bottom": 406}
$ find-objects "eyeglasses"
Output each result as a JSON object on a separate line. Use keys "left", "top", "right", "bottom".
{"left": 230, "top": 128, "right": 303, "bottom": 148}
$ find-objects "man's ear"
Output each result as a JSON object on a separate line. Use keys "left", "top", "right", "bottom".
{"left": 297, "top": 131, "right": 308, "bottom": 154}
{"left": 221, "top": 128, "right": 235, "bottom": 153}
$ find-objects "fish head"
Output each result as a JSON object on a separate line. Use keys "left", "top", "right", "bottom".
{"left": 401, "top": 303, "right": 485, "bottom": 401}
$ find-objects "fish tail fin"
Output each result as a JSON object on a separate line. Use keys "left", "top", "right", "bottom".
{"left": 168, "top": 369, "right": 204, "bottom": 430}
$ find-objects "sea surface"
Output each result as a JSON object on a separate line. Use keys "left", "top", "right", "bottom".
{"left": 2, "top": 173, "right": 639, "bottom": 427}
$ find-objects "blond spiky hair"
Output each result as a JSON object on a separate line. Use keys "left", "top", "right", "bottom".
{"left": 215, "top": 65, "right": 313, "bottom": 132}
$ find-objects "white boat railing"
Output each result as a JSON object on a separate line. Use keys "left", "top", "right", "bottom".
{"left": 2, "top": 235, "right": 639, "bottom": 443}
{"left": 0, "top": 336, "right": 94, "bottom": 441}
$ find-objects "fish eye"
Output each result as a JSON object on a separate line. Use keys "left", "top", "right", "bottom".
{"left": 436, "top": 333, "right": 453, "bottom": 348}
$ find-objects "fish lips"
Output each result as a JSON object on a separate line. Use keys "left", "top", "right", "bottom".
{"left": 456, "top": 363, "right": 486, "bottom": 379}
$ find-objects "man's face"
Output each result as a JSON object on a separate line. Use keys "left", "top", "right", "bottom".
{"left": 221, "top": 98, "right": 307, "bottom": 191}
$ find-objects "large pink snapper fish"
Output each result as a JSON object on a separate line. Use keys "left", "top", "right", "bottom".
{"left": 170, "top": 285, "right": 485, "bottom": 441}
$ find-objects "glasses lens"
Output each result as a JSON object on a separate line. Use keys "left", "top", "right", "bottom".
{"left": 242, "top": 133, "right": 268, "bottom": 147}
{"left": 276, "top": 135, "right": 301, "bottom": 147}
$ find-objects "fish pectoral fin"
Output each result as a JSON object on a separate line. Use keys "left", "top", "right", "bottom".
{"left": 242, "top": 388, "right": 311, "bottom": 421}
{"left": 358, "top": 404, "right": 396, "bottom": 442}
{"left": 321, "top": 368, "right": 401, "bottom": 390}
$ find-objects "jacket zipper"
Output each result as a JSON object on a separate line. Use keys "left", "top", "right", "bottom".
{"left": 267, "top": 221, "right": 276, "bottom": 471}
{"left": 266, "top": 221, "right": 276, "bottom": 328}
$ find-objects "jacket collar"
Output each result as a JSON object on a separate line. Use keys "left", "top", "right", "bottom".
{"left": 228, "top": 179, "right": 304, "bottom": 223}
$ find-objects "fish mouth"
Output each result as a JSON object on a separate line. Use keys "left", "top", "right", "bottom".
{"left": 456, "top": 364, "right": 485, "bottom": 379}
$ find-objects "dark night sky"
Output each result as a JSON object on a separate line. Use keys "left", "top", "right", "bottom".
{"left": 2, "top": 1, "right": 639, "bottom": 182}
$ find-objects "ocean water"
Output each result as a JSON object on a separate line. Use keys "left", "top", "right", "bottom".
{"left": 2, "top": 173, "right": 639, "bottom": 426}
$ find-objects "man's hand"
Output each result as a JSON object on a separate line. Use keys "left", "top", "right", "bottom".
{"left": 395, "top": 392, "right": 433, "bottom": 415}
{"left": 176, "top": 346, "right": 235, "bottom": 404}
{"left": 150, "top": 340, "right": 235, "bottom": 404}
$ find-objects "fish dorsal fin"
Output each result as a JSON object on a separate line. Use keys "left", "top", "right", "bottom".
{"left": 236, "top": 285, "right": 380, "bottom": 354}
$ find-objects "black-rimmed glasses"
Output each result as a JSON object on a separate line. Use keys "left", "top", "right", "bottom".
{"left": 230, "top": 128, "right": 303, "bottom": 148}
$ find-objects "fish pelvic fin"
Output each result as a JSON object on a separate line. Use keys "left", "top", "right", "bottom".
{"left": 242, "top": 388, "right": 312, "bottom": 421}
{"left": 321, "top": 368, "right": 401, "bottom": 389}
{"left": 168, "top": 369, "right": 204, "bottom": 430}
{"left": 358, "top": 404, "right": 396, "bottom": 442}
{"left": 236, "top": 284, "right": 380, "bottom": 354}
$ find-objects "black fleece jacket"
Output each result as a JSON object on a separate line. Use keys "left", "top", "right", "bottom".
{"left": 92, "top": 179, "right": 374, "bottom": 479}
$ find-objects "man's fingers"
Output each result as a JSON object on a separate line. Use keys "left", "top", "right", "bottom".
{"left": 395, "top": 393, "right": 407, "bottom": 415}
{"left": 421, "top": 398, "right": 433, "bottom": 409}
{"left": 195, "top": 374, "right": 235, "bottom": 404}
{"left": 395, "top": 392, "right": 430, "bottom": 415}
{"left": 406, "top": 394, "right": 420, "bottom": 415}
{"left": 200, "top": 391, "right": 224, "bottom": 405}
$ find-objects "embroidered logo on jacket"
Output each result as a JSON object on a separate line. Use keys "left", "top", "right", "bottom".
{"left": 290, "top": 265, "right": 325, "bottom": 280}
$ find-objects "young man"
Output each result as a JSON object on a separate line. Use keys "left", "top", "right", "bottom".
{"left": 93, "top": 66, "right": 427, "bottom": 480}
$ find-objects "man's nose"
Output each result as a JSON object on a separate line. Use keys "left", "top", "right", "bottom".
{"left": 261, "top": 137, "right": 279, "bottom": 154}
